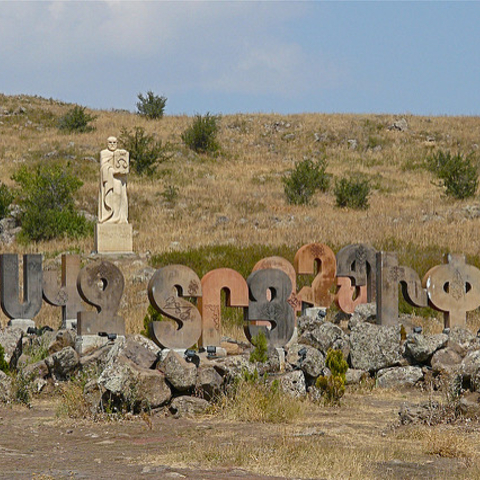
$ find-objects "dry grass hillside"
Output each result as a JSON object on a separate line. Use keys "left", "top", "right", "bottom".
{"left": 1, "top": 93, "right": 480, "bottom": 332}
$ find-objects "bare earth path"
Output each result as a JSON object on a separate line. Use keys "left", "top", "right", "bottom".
{"left": 0, "top": 390, "right": 479, "bottom": 479}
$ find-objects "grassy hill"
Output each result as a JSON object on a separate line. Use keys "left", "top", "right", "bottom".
{"left": 1, "top": 93, "right": 480, "bottom": 332}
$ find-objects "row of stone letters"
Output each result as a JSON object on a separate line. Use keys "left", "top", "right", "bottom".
{"left": 1, "top": 243, "right": 478, "bottom": 349}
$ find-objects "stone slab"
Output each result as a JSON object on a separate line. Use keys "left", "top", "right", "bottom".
{"left": 94, "top": 223, "right": 133, "bottom": 254}
{"left": 8, "top": 319, "right": 35, "bottom": 333}
{"left": 75, "top": 334, "right": 125, "bottom": 355}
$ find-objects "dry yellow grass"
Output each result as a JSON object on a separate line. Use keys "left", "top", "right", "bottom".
{"left": 1, "top": 94, "right": 480, "bottom": 332}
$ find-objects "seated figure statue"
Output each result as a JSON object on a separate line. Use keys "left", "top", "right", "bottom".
{"left": 98, "top": 136, "right": 129, "bottom": 224}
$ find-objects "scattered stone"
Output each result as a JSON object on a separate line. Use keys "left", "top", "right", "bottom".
{"left": 299, "top": 321, "right": 350, "bottom": 359}
{"left": 0, "top": 327, "right": 23, "bottom": 369}
{"left": 460, "top": 349, "right": 480, "bottom": 385}
{"left": 448, "top": 327, "right": 477, "bottom": 356}
{"left": 131, "top": 267, "right": 156, "bottom": 284}
{"left": 159, "top": 351, "right": 197, "bottom": 392}
{"left": 23, "top": 360, "right": 49, "bottom": 380}
{"left": 0, "top": 370, "right": 12, "bottom": 402}
{"left": 458, "top": 391, "right": 480, "bottom": 418}
{"left": 195, "top": 364, "right": 224, "bottom": 400}
{"left": 376, "top": 366, "right": 423, "bottom": 389}
{"left": 45, "top": 347, "right": 80, "bottom": 380}
{"left": 388, "top": 118, "right": 408, "bottom": 131}
{"left": 277, "top": 370, "right": 306, "bottom": 398}
{"left": 348, "top": 303, "right": 376, "bottom": 330}
{"left": 403, "top": 333, "right": 448, "bottom": 364}
{"left": 48, "top": 329, "right": 76, "bottom": 355}
{"left": 345, "top": 368, "right": 369, "bottom": 385}
{"left": 350, "top": 323, "right": 403, "bottom": 373}
{"left": 430, "top": 347, "right": 463, "bottom": 375}
{"left": 286, "top": 344, "right": 325, "bottom": 381}
{"left": 169, "top": 396, "right": 210, "bottom": 418}
{"left": 135, "top": 368, "right": 172, "bottom": 409}
{"left": 347, "top": 139, "right": 358, "bottom": 150}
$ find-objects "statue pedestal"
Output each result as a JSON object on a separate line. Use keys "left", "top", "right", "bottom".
{"left": 94, "top": 223, "right": 133, "bottom": 254}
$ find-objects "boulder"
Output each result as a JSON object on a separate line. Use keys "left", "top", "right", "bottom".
{"left": 458, "top": 391, "right": 480, "bottom": 418}
{"left": 80, "top": 343, "right": 115, "bottom": 371}
{"left": 297, "top": 311, "right": 326, "bottom": 335}
{"left": 169, "top": 396, "right": 210, "bottom": 418}
{"left": 0, "top": 327, "right": 23, "bottom": 369}
{"left": 286, "top": 344, "right": 325, "bottom": 381}
{"left": 430, "top": 347, "right": 463, "bottom": 375}
{"left": 376, "top": 366, "right": 423, "bottom": 389}
{"left": 158, "top": 351, "right": 197, "bottom": 392}
{"left": 121, "top": 335, "right": 160, "bottom": 369}
{"left": 404, "top": 333, "right": 448, "bottom": 364}
{"left": 448, "top": 327, "right": 477, "bottom": 356}
{"left": 460, "top": 350, "right": 480, "bottom": 385}
{"left": 345, "top": 369, "right": 368, "bottom": 385}
{"left": 218, "top": 354, "right": 257, "bottom": 380}
{"left": 45, "top": 346, "right": 79, "bottom": 380}
{"left": 48, "top": 329, "right": 76, "bottom": 355}
{"left": 135, "top": 369, "right": 172, "bottom": 409}
{"left": 0, "top": 370, "right": 12, "bottom": 402}
{"left": 277, "top": 370, "right": 306, "bottom": 398}
{"left": 195, "top": 364, "right": 224, "bottom": 400}
{"left": 299, "top": 321, "right": 350, "bottom": 359}
{"left": 348, "top": 303, "right": 376, "bottom": 330}
{"left": 259, "top": 347, "right": 286, "bottom": 374}
{"left": 350, "top": 323, "right": 403, "bottom": 373}
{"left": 23, "top": 359, "right": 49, "bottom": 379}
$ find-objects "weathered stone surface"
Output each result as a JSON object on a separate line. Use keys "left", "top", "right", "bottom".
{"left": 135, "top": 368, "right": 172, "bottom": 409}
{"left": 376, "top": 366, "right": 423, "bottom": 389}
{"left": 97, "top": 358, "right": 137, "bottom": 395}
{"left": 79, "top": 342, "right": 115, "bottom": 371}
{"left": 458, "top": 391, "right": 480, "bottom": 418}
{"left": 460, "top": 349, "right": 480, "bottom": 384}
{"left": 345, "top": 368, "right": 368, "bottom": 385}
{"left": 195, "top": 364, "right": 224, "bottom": 400}
{"left": 350, "top": 323, "right": 403, "bottom": 372}
{"left": 47, "top": 329, "right": 76, "bottom": 355}
{"left": 299, "top": 321, "right": 350, "bottom": 359}
{"left": 258, "top": 347, "right": 287, "bottom": 374}
{"left": 297, "top": 314, "right": 325, "bottom": 335}
{"left": 404, "top": 333, "right": 448, "bottom": 364}
{"left": 0, "top": 327, "right": 23, "bottom": 369}
{"left": 286, "top": 344, "right": 325, "bottom": 380}
{"left": 159, "top": 350, "right": 197, "bottom": 392}
{"left": 169, "top": 396, "right": 210, "bottom": 418}
{"left": 120, "top": 335, "right": 159, "bottom": 369}
{"left": 0, "top": 370, "right": 12, "bottom": 402}
{"left": 45, "top": 346, "right": 80, "bottom": 380}
{"left": 430, "top": 347, "right": 463, "bottom": 375}
{"left": 448, "top": 327, "right": 477, "bottom": 356}
{"left": 277, "top": 370, "right": 306, "bottom": 398}
{"left": 23, "top": 359, "right": 49, "bottom": 379}
{"left": 218, "top": 354, "right": 256, "bottom": 380}
{"left": 348, "top": 303, "right": 376, "bottom": 330}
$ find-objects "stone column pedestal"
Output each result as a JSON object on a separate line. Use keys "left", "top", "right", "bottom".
{"left": 94, "top": 223, "right": 133, "bottom": 254}
{"left": 8, "top": 319, "right": 35, "bottom": 333}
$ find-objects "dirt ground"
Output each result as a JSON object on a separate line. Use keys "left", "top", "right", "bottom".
{"left": 0, "top": 389, "right": 479, "bottom": 480}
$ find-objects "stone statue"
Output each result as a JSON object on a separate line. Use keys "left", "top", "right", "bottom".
{"left": 99, "top": 136, "right": 129, "bottom": 224}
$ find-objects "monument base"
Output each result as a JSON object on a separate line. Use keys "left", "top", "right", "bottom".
{"left": 94, "top": 223, "right": 133, "bottom": 254}
{"left": 8, "top": 319, "right": 35, "bottom": 333}
{"left": 75, "top": 334, "right": 125, "bottom": 355}
{"left": 62, "top": 319, "right": 77, "bottom": 330}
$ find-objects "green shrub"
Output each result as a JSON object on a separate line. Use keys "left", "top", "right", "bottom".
{"left": 426, "top": 150, "right": 478, "bottom": 199}
{"left": 249, "top": 331, "right": 268, "bottom": 363}
{"left": 119, "top": 126, "right": 171, "bottom": 176}
{"left": 334, "top": 175, "right": 370, "bottom": 209}
{"left": 181, "top": 113, "right": 220, "bottom": 154}
{"left": 283, "top": 155, "right": 330, "bottom": 205}
{"left": 12, "top": 164, "right": 92, "bottom": 242}
{"left": 0, "top": 182, "right": 13, "bottom": 220}
{"left": 58, "top": 105, "right": 96, "bottom": 133}
{"left": 136, "top": 91, "right": 167, "bottom": 119}
{"left": 315, "top": 349, "right": 348, "bottom": 406}
{"left": 0, "top": 344, "right": 9, "bottom": 374}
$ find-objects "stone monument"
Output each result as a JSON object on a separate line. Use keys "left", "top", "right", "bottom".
{"left": 94, "top": 136, "right": 133, "bottom": 253}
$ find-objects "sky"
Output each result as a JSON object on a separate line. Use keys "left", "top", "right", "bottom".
{"left": 0, "top": 1, "right": 479, "bottom": 116}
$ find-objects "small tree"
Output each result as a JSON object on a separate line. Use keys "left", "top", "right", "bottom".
{"left": 283, "top": 155, "right": 330, "bottom": 205}
{"left": 316, "top": 349, "right": 348, "bottom": 406}
{"left": 334, "top": 175, "right": 370, "bottom": 209}
{"left": 119, "top": 127, "right": 171, "bottom": 176}
{"left": 136, "top": 91, "right": 167, "bottom": 119}
{"left": 249, "top": 331, "right": 268, "bottom": 363}
{"left": 58, "top": 105, "right": 96, "bottom": 133}
{"left": 12, "top": 164, "right": 91, "bottom": 242}
{"left": 181, "top": 113, "right": 220, "bottom": 154}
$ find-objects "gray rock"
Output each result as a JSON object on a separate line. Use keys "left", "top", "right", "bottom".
{"left": 0, "top": 327, "right": 23, "bottom": 369}
{"left": 135, "top": 369, "right": 172, "bottom": 409}
{"left": 122, "top": 335, "right": 159, "bottom": 369}
{"left": 277, "top": 370, "right": 306, "bottom": 398}
{"left": 376, "top": 366, "right": 423, "bottom": 389}
{"left": 348, "top": 303, "right": 376, "bottom": 330}
{"left": 458, "top": 391, "right": 480, "bottom": 418}
{"left": 195, "top": 365, "right": 224, "bottom": 400}
{"left": 23, "top": 360, "right": 49, "bottom": 379}
{"left": 430, "top": 347, "right": 463, "bottom": 375}
{"left": 350, "top": 323, "right": 403, "bottom": 373}
{"left": 286, "top": 344, "right": 325, "bottom": 380}
{"left": 159, "top": 350, "right": 197, "bottom": 392}
{"left": 404, "top": 333, "right": 448, "bottom": 364}
{"left": 218, "top": 354, "right": 257, "bottom": 380}
{"left": 45, "top": 346, "right": 79, "bottom": 380}
{"left": 260, "top": 347, "right": 286, "bottom": 374}
{"left": 460, "top": 349, "right": 480, "bottom": 384}
{"left": 132, "top": 267, "right": 156, "bottom": 284}
{"left": 0, "top": 370, "right": 12, "bottom": 402}
{"left": 299, "top": 321, "right": 350, "bottom": 359}
{"left": 448, "top": 327, "right": 477, "bottom": 356}
{"left": 388, "top": 118, "right": 408, "bottom": 132}
{"left": 345, "top": 368, "right": 368, "bottom": 385}
{"left": 169, "top": 396, "right": 210, "bottom": 418}
{"left": 48, "top": 329, "right": 76, "bottom": 355}
{"left": 79, "top": 343, "right": 115, "bottom": 371}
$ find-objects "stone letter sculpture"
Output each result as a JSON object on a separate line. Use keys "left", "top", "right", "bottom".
{"left": 99, "top": 136, "right": 129, "bottom": 224}
{"left": 0, "top": 254, "right": 43, "bottom": 330}
{"left": 148, "top": 265, "right": 202, "bottom": 349}
{"left": 424, "top": 254, "right": 480, "bottom": 328}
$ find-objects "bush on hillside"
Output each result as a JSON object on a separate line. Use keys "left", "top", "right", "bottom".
{"left": 283, "top": 155, "right": 330, "bottom": 205}
{"left": 426, "top": 150, "right": 478, "bottom": 199}
{"left": 12, "top": 164, "right": 91, "bottom": 242}
{"left": 334, "top": 175, "right": 370, "bottom": 209}
{"left": 136, "top": 91, "right": 167, "bottom": 119}
{"left": 119, "top": 126, "right": 171, "bottom": 176}
{"left": 315, "top": 349, "right": 348, "bottom": 406}
{"left": 58, "top": 105, "right": 96, "bottom": 133}
{"left": 0, "top": 182, "right": 13, "bottom": 220}
{"left": 181, "top": 113, "right": 220, "bottom": 154}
